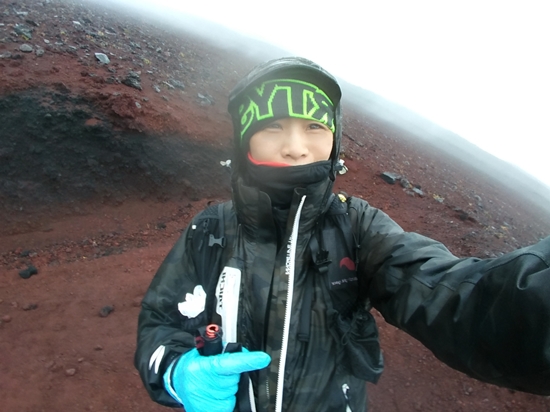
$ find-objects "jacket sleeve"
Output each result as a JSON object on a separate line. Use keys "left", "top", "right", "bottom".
{"left": 354, "top": 199, "right": 550, "bottom": 395}
{"left": 134, "top": 213, "right": 213, "bottom": 407}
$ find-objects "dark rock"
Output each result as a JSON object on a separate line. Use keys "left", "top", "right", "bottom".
{"left": 99, "top": 305, "right": 114, "bottom": 317}
{"left": 380, "top": 172, "right": 400, "bottom": 184}
{"left": 22, "top": 303, "right": 38, "bottom": 311}
{"left": 19, "top": 265, "right": 38, "bottom": 279}
{"left": 400, "top": 177, "right": 412, "bottom": 189}
{"left": 122, "top": 71, "right": 142, "bottom": 90}
{"left": 14, "top": 24, "right": 33, "bottom": 39}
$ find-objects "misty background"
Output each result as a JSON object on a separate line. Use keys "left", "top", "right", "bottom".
{"left": 89, "top": 0, "right": 550, "bottom": 202}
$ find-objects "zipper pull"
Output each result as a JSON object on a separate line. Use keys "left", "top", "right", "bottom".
{"left": 342, "top": 383, "right": 353, "bottom": 412}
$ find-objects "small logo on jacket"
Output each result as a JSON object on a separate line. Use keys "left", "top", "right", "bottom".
{"left": 339, "top": 257, "right": 356, "bottom": 271}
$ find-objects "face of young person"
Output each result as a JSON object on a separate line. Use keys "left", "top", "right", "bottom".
{"left": 249, "top": 117, "right": 333, "bottom": 166}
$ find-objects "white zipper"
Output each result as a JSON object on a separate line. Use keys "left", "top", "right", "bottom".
{"left": 248, "top": 377, "right": 257, "bottom": 412}
{"left": 275, "top": 195, "right": 307, "bottom": 412}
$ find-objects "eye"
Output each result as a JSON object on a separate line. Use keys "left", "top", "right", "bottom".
{"left": 308, "top": 122, "right": 328, "bottom": 131}
{"left": 262, "top": 122, "right": 283, "bottom": 130}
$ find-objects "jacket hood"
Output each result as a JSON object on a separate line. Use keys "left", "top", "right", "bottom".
{"left": 227, "top": 57, "right": 343, "bottom": 180}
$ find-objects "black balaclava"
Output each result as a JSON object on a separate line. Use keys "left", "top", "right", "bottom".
{"left": 227, "top": 57, "right": 343, "bottom": 207}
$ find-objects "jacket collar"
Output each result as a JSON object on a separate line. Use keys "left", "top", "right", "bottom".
{"left": 232, "top": 175, "right": 334, "bottom": 237}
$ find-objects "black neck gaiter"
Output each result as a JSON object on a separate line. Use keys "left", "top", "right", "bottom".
{"left": 245, "top": 159, "right": 332, "bottom": 208}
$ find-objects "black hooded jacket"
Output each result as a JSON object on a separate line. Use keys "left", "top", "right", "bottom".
{"left": 134, "top": 57, "right": 550, "bottom": 411}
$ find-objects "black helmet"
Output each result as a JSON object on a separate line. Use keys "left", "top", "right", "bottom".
{"left": 228, "top": 56, "right": 343, "bottom": 180}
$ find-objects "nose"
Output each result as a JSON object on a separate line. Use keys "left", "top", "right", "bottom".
{"left": 281, "top": 129, "right": 308, "bottom": 161}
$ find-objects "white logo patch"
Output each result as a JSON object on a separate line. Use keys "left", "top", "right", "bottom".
{"left": 178, "top": 285, "right": 206, "bottom": 318}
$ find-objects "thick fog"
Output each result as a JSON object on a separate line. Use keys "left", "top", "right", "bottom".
{"left": 88, "top": 0, "right": 550, "bottom": 196}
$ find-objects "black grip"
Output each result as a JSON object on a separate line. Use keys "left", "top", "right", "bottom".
{"left": 195, "top": 324, "right": 223, "bottom": 356}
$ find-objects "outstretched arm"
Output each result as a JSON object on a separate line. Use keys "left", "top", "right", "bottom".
{"left": 355, "top": 200, "right": 550, "bottom": 395}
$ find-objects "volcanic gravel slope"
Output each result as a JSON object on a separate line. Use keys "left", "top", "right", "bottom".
{"left": 1, "top": 1, "right": 550, "bottom": 411}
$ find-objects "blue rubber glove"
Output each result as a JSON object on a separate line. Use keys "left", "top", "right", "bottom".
{"left": 164, "top": 348, "right": 270, "bottom": 412}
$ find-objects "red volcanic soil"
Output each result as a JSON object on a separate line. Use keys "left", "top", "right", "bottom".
{"left": 1, "top": 1, "right": 550, "bottom": 411}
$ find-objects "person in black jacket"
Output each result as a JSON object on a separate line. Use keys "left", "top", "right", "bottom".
{"left": 135, "top": 56, "right": 550, "bottom": 412}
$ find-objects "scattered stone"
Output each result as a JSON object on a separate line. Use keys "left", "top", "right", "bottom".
{"left": 412, "top": 187, "right": 425, "bottom": 197}
{"left": 456, "top": 209, "right": 469, "bottom": 221}
{"left": 132, "top": 297, "right": 142, "bottom": 307}
{"left": 380, "top": 172, "right": 400, "bottom": 185}
{"left": 122, "top": 71, "right": 142, "bottom": 90}
{"left": 45, "top": 360, "right": 55, "bottom": 369}
{"left": 19, "top": 265, "right": 38, "bottom": 279}
{"left": 135, "top": 101, "right": 141, "bottom": 109}
{"left": 2, "top": 315, "right": 12, "bottom": 323}
{"left": 22, "top": 303, "right": 38, "bottom": 311}
{"left": 167, "top": 79, "right": 185, "bottom": 90}
{"left": 65, "top": 368, "right": 77, "bottom": 376}
{"left": 99, "top": 305, "right": 114, "bottom": 317}
{"left": 197, "top": 93, "right": 213, "bottom": 106}
{"left": 474, "top": 194, "right": 483, "bottom": 208}
{"left": 14, "top": 24, "right": 33, "bottom": 39}
{"left": 400, "top": 177, "right": 412, "bottom": 189}
{"left": 162, "top": 80, "right": 175, "bottom": 90}
{"left": 94, "top": 52, "right": 110, "bottom": 64}
{"left": 11, "top": 302, "right": 18, "bottom": 308}
{"left": 94, "top": 344, "right": 103, "bottom": 351}
{"left": 78, "top": 358, "right": 85, "bottom": 363}
{"left": 19, "top": 44, "right": 33, "bottom": 53}
{"left": 0, "top": 52, "right": 12, "bottom": 59}
{"left": 152, "top": 84, "right": 161, "bottom": 93}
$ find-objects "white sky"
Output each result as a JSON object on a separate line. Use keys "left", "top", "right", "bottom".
{"left": 106, "top": 0, "right": 550, "bottom": 188}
